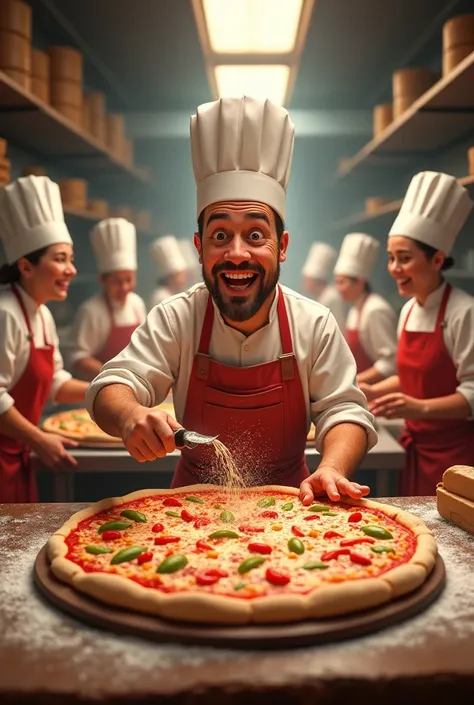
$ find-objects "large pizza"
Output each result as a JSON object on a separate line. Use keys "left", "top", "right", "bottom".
{"left": 47, "top": 485, "right": 437, "bottom": 624}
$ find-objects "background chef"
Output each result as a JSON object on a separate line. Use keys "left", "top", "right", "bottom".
{"left": 334, "top": 233, "right": 398, "bottom": 385}
{"left": 68, "top": 218, "right": 147, "bottom": 381}
{"left": 362, "top": 171, "right": 474, "bottom": 496}
{"left": 0, "top": 176, "right": 88, "bottom": 502}
{"left": 179, "top": 237, "right": 202, "bottom": 287}
{"left": 86, "top": 95, "right": 376, "bottom": 504}
{"left": 149, "top": 235, "right": 188, "bottom": 308}
{"left": 302, "top": 242, "right": 347, "bottom": 329}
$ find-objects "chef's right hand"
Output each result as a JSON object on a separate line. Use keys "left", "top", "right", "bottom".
{"left": 120, "top": 407, "right": 183, "bottom": 462}
{"left": 359, "top": 382, "right": 377, "bottom": 401}
{"left": 33, "top": 432, "right": 78, "bottom": 470}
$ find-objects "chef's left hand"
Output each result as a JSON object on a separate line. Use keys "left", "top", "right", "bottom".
{"left": 300, "top": 466, "right": 370, "bottom": 504}
{"left": 369, "top": 393, "right": 423, "bottom": 419}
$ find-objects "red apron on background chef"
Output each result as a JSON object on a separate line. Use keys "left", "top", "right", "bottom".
{"left": 69, "top": 218, "right": 147, "bottom": 381}
{"left": 370, "top": 171, "right": 474, "bottom": 496}
{"left": 333, "top": 233, "right": 398, "bottom": 385}
{"left": 301, "top": 242, "right": 347, "bottom": 330}
{"left": 0, "top": 176, "right": 87, "bottom": 502}
{"left": 86, "top": 96, "right": 377, "bottom": 505}
{"left": 149, "top": 235, "right": 188, "bottom": 309}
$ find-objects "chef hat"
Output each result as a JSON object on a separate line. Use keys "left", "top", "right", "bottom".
{"left": 0, "top": 176, "right": 72, "bottom": 264}
{"left": 150, "top": 235, "right": 187, "bottom": 278}
{"left": 190, "top": 96, "right": 295, "bottom": 220}
{"left": 90, "top": 218, "right": 137, "bottom": 274}
{"left": 302, "top": 242, "right": 337, "bottom": 281}
{"left": 334, "top": 233, "right": 380, "bottom": 280}
{"left": 388, "top": 171, "right": 472, "bottom": 255}
{"left": 179, "top": 239, "right": 201, "bottom": 275}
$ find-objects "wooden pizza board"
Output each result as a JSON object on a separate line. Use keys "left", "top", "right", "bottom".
{"left": 34, "top": 546, "right": 445, "bottom": 649}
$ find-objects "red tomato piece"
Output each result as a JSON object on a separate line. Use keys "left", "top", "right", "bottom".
{"left": 195, "top": 573, "right": 220, "bottom": 586}
{"left": 265, "top": 568, "right": 290, "bottom": 586}
{"left": 291, "top": 525, "right": 305, "bottom": 537}
{"left": 260, "top": 511, "right": 278, "bottom": 519}
{"left": 350, "top": 551, "right": 372, "bottom": 566}
{"left": 154, "top": 536, "right": 180, "bottom": 545}
{"left": 323, "top": 530, "right": 343, "bottom": 539}
{"left": 137, "top": 551, "right": 153, "bottom": 565}
{"left": 238, "top": 525, "right": 265, "bottom": 533}
{"left": 340, "top": 537, "right": 375, "bottom": 547}
{"left": 194, "top": 517, "right": 211, "bottom": 529}
{"left": 304, "top": 515, "right": 321, "bottom": 521}
{"left": 320, "top": 548, "right": 351, "bottom": 562}
{"left": 181, "top": 509, "right": 195, "bottom": 523}
{"left": 348, "top": 512, "right": 362, "bottom": 523}
{"left": 196, "top": 539, "right": 212, "bottom": 551}
{"left": 152, "top": 522, "right": 164, "bottom": 533}
{"left": 205, "top": 568, "right": 229, "bottom": 578}
{"left": 163, "top": 497, "right": 182, "bottom": 507}
{"left": 248, "top": 542, "right": 272, "bottom": 555}
{"left": 101, "top": 530, "right": 121, "bottom": 540}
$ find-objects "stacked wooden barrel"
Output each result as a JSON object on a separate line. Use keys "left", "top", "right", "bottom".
{"left": 0, "top": 0, "right": 32, "bottom": 90}
{"left": 443, "top": 14, "right": 474, "bottom": 76}
{"left": 372, "top": 103, "right": 393, "bottom": 137}
{"left": 392, "top": 68, "right": 437, "bottom": 119}
{"left": 47, "top": 46, "right": 83, "bottom": 126}
{"left": 30, "top": 48, "right": 49, "bottom": 102}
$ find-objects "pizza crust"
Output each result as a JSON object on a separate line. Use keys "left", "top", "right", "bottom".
{"left": 47, "top": 485, "right": 437, "bottom": 625}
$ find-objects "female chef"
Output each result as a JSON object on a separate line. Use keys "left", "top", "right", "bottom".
{"left": 362, "top": 171, "right": 474, "bottom": 496}
{"left": 86, "top": 96, "right": 377, "bottom": 504}
{"left": 302, "top": 241, "right": 347, "bottom": 329}
{"left": 69, "top": 218, "right": 146, "bottom": 381}
{"left": 334, "top": 233, "right": 398, "bottom": 384}
{"left": 149, "top": 235, "right": 188, "bottom": 308}
{"left": 0, "top": 176, "right": 88, "bottom": 502}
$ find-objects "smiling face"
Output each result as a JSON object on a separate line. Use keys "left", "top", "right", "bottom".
{"left": 18, "top": 243, "right": 76, "bottom": 304}
{"left": 101, "top": 270, "right": 136, "bottom": 305}
{"left": 194, "top": 201, "right": 289, "bottom": 328}
{"left": 387, "top": 236, "right": 445, "bottom": 299}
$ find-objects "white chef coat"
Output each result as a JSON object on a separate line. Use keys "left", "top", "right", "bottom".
{"left": 0, "top": 284, "right": 72, "bottom": 416}
{"left": 398, "top": 280, "right": 474, "bottom": 414}
{"left": 318, "top": 285, "right": 347, "bottom": 330}
{"left": 345, "top": 292, "right": 397, "bottom": 378}
{"left": 68, "top": 292, "right": 147, "bottom": 366}
{"left": 149, "top": 286, "right": 172, "bottom": 310}
{"left": 86, "top": 283, "right": 377, "bottom": 452}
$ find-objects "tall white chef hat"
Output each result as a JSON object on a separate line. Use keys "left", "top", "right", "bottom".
{"left": 302, "top": 243, "right": 337, "bottom": 281}
{"left": 388, "top": 171, "right": 472, "bottom": 255}
{"left": 150, "top": 235, "right": 187, "bottom": 278}
{"left": 190, "top": 96, "right": 295, "bottom": 220}
{"left": 0, "top": 176, "right": 72, "bottom": 265}
{"left": 179, "top": 239, "right": 201, "bottom": 275}
{"left": 90, "top": 218, "right": 137, "bottom": 274}
{"left": 334, "top": 233, "right": 380, "bottom": 280}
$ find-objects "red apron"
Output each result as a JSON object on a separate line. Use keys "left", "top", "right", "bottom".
{"left": 172, "top": 286, "right": 309, "bottom": 488}
{"left": 398, "top": 283, "right": 474, "bottom": 496}
{"left": 96, "top": 296, "right": 141, "bottom": 364}
{"left": 345, "top": 297, "right": 373, "bottom": 373}
{"left": 0, "top": 285, "right": 55, "bottom": 503}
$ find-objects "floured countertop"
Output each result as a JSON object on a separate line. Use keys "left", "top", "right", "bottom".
{"left": 1, "top": 498, "right": 474, "bottom": 704}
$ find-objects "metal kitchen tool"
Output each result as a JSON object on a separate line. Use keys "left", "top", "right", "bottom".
{"left": 174, "top": 428, "right": 218, "bottom": 450}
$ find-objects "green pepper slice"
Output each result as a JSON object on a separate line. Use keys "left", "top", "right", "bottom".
{"left": 371, "top": 545, "right": 395, "bottom": 554}
{"left": 157, "top": 554, "right": 188, "bottom": 574}
{"left": 281, "top": 502, "right": 294, "bottom": 511}
{"left": 257, "top": 496, "right": 275, "bottom": 508}
{"left": 220, "top": 510, "right": 235, "bottom": 523}
{"left": 120, "top": 509, "right": 147, "bottom": 523}
{"left": 97, "top": 520, "right": 132, "bottom": 534}
{"left": 110, "top": 546, "right": 146, "bottom": 564}
{"left": 238, "top": 556, "right": 265, "bottom": 574}
{"left": 165, "top": 510, "right": 180, "bottom": 518}
{"left": 85, "top": 545, "right": 112, "bottom": 555}
{"left": 288, "top": 537, "right": 305, "bottom": 555}
{"left": 361, "top": 525, "right": 393, "bottom": 540}
{"left": 303, "top": 561, "right": 330, "bottom": 570}
{"left": 208, "top": 530, "right": 240, "bottom": 539}
{"left": 185, "top": 496, "right": 205, "bottom": 504}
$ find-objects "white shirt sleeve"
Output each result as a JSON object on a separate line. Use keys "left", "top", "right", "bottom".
{"left": 361, "top": 298, "right": 398, "bottom": 378}
{"left": 310, "top": 311, "right": 377, "bottom": 451}
{"left": 0, "top": 307, "right": 22, "bottom": 415}
{"left": 86, "top": 304, "right": 177, "bottom": 416}
{"left": 446, "top": 300, "right": 474, "bottom": 414}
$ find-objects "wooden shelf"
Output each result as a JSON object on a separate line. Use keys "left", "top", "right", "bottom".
{"left": 332, "top": 174, "right": 474, "bottom": 232}
{"left": 63, "top": 207, "right": 153, "bottom": 237}
{"left": 336, "top": 51, "right": 474, "bottom": 182}
{"left": 0, "top": 71, "right": 153, "bottom": 193}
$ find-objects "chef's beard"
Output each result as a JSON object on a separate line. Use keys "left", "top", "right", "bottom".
{"left": 203, "top": 261, "right": 280, "bottom": 322}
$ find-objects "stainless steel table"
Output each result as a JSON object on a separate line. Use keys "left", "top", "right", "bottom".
{"left": 33, "top": 427, "right": 404, "bottom": 501}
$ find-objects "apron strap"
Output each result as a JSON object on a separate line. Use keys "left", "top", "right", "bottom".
{"left": 10, "top": 283, "right": 50, "bottom": 347}
{"left": 436, "top": 282, "right": 452, "bottom": 329}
